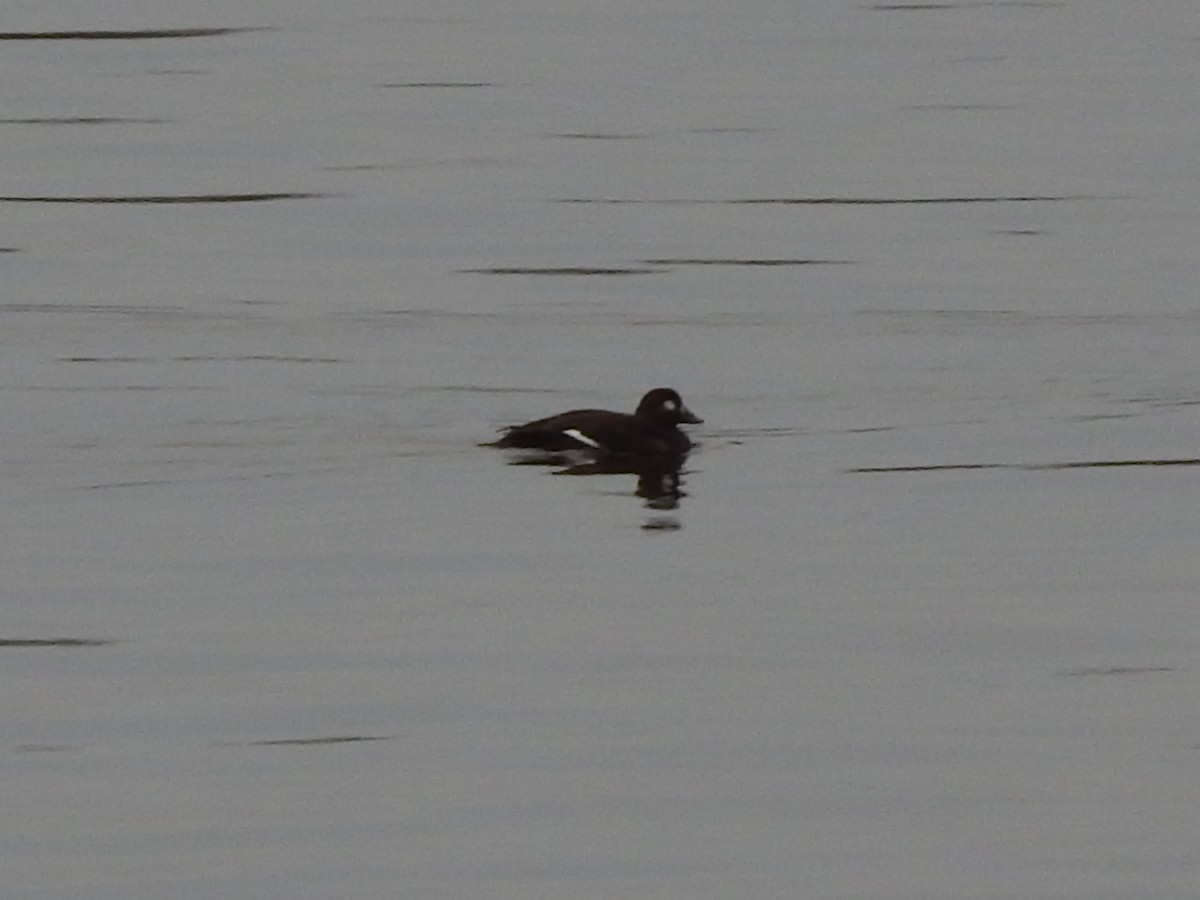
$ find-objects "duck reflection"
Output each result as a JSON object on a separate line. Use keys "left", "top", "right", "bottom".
{"left": 505, "top": 450, "right": 692, "bottom": 526}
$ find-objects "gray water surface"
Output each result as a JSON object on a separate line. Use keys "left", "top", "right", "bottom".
{"left": 3, "top": 2, "right": 1199, "bottom": 898}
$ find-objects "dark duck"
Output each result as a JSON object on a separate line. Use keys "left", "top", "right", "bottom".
{"left": 492, "top": 388, "right": 702, "bottom": 459}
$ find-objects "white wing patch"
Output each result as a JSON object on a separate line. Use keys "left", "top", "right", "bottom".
{"left": 562, "top": 428, "right": 602, "bottom": 449}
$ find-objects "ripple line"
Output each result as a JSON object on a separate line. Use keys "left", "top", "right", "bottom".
{"left": 0, "top": 117, "right": 169, "bottom": 125}
{"left": 0, "top": 638, "right": 116, "bottom": 647}
{"left": 236, "top": 735, "right": 395, "bottom": 747}
{"left": 558, "top": 195, "right": 1094, "bottom": 205}
{"left": 641, "top": 258, "right": 856, "bottom": 266}
{"left": 849, "top": 458, "right": 1200, "bottom": 474}
{"left": 0, "top": 27, "right": 266, "bottom": 40}
{"left": 0, "top": 192, "right": 322, "bottom": 204}
{"left": 461, "top": 266, "right": 664, "bottom": 275}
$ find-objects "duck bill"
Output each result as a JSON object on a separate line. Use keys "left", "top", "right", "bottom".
{"left": 679, "top": 405, "right": 702, "bottom": 425}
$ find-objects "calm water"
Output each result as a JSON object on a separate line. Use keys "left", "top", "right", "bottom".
{"left": 3, "top": 2, "right": 1199, "bottom": 897}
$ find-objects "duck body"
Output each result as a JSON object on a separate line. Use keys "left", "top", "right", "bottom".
{"left": 492, "top": 388, "right": 701, "bottom": 459}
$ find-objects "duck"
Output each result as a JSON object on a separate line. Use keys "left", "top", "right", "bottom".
{"left": 491, "top": 388, "right": 702, "bottom": 459}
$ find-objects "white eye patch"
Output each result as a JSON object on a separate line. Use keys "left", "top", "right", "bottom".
{"left": 663, "top": 399, "right": 678, "bottom": 411}
{"left": 562, "top": 428, "right": 601, "bottom": 449}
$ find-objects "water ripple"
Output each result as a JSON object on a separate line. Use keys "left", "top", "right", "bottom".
{"left": 0, "top": 27, "right": 266, "bottom": 41}
{"left": 0, "top": 192, "right": 322, "bottom": 204}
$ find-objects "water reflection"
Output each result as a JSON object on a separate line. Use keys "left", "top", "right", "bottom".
{"left": 505, "top": 451, "right": 692, "bottom": 529}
